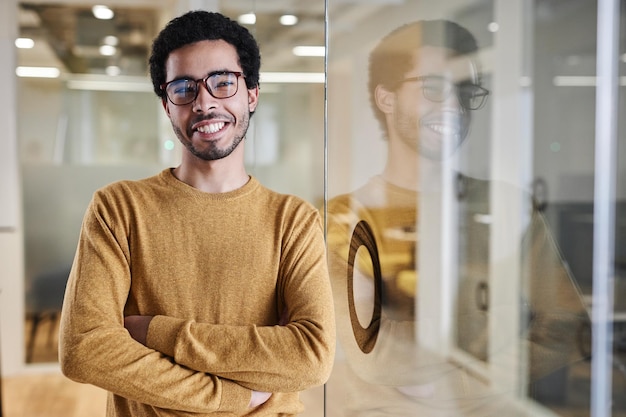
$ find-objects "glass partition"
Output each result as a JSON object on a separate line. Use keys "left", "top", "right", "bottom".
{"left": 16, "top": 0, "right": 326, "bottom": 415}
{"left": 11, "top": 0, "right": 626, "bottom": 415}
{"left": 17, "top": 0, "right": 325, "bottom": 375}
{"left": 324, "top": 0, "right": 625, "bottom": 416}
{"left": 18, "top": 2, "right": 164, "bottom": 364}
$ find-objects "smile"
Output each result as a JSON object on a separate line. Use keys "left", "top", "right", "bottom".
{"left": 197, "top": 122, "right": 226, "bottom": 134}
{"left": 423, "top": 122, "right": 459, "bottom": 137}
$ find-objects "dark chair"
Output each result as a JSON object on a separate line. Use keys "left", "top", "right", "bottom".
{"left": 25, "top": 265, "right": 70, "bottom": 363}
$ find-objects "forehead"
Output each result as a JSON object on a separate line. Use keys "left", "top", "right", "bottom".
{"left": 411, "top": 45, "right": 479, "bottom": 82}
{"left": 165, "top": 39, "right": 240, "bottom": 77}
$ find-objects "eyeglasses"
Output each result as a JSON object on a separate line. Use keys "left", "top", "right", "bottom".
{"left": 401, "top": 75, "right": 490, "bottom": 110}
{"left": 160, "top": 71, "right": 244, "bottom": 105}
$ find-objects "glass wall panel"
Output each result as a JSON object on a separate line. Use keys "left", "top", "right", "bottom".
{"left": 325, "top": 0, "right": 623, "bottom": 415}
{"left": 15, "top": 0, "right": 326, "bottom": 414}
{"left": 18, "top": 2, "right": 165, "bottom": 365}
{"left": 17, "top": 0, "right": 325, "bottom": 380}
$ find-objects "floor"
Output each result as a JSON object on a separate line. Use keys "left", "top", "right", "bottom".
{"left": 2, "top": 316, "right": 324, "bottom": 417}
{"left": 2, "top": 373, "right": 108, "bottom": 417}
{"left": 3, "top": 317, "right": 625, "bottom": 417}
{"left": 2, "top": 373, "right": 325, "bottom": 417}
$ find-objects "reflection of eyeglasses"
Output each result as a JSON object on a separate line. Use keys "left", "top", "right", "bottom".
{"left": 161, "top": 71, "right": 244, "bottom": 105}
{"left": 400, "top": 75, "right": 490, "bottom": 110}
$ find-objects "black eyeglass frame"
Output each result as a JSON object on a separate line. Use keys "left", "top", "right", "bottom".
{"left": 400, "top": 75, "right": 490, "bottom": 111}
{"left": 160, "top": 71, "right": 245, "bottom": 105}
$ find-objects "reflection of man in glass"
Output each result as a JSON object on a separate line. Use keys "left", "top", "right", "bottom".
{"left": 326, "top": 20, "right": 589, "bottom": 416}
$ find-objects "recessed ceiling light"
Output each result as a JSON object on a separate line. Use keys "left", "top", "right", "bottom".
{"left": 280, "top": 15, "right": 298, "bottom": 26}
{"left": 99, "top": 45, "right": 116, "bottom": 56}
{"left": 292, "top": 46, "right": 325, "bottom": 57}
{"left": 103, "top": 35, "right": 119, "bottom": 46}
{"left": 487, "top": 22, "right": 499, "bottom": 33}
{"left": 16, "top": 66, "right": 60, "bottom": 78}
{"left": 15, "top": 38, "right": 35, "bottom": 49}
{"left": 92, "top": 5, "right": 114, "bottom": 20}
{"left": 260, "top": 72, "right": 325, "bottom": 83}
{"left": 106, "top": 66, "right": 121, "bottom": 76}
{"left": 238, "top": 13, "right": 256, "bottom": 25}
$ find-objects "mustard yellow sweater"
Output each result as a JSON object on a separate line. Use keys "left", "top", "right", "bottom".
{"left": 59, "top": 169, "right": 336, "bottom": 417}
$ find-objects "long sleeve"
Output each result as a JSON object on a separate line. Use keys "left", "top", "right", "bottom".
{"left": 59, "top": 170, "right": 335, "bottom": 416}
{"left": 144, "top": 210, "right": 336, "bottom": 392}
{"left": 59, "top": 193, "right": 251, "bottom": 414}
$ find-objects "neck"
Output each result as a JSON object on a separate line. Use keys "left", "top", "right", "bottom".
{"left": 174, "top": 148, "right": 249, "bottom": 193}
{"left": 382, "top": 136, "right": 419, "bottom": 191}
{"left": 382, "top": 136, "right": 444, "bottom": 192}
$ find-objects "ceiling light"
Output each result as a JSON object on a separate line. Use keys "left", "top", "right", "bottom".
{"left": 103, "top": 35, "right": 119, "bottom": 46}
{"left": 292, "top": 46, "right": 325, "bottom": 57}
{"left": 92, "top": 5, "right": 114, "bottom": 20}
{"left": 99, "top": 45, "right": 116, "bottom": 56}
{"left": 280, "top": 15, "right": 298, "bottom": 26}
{"left": 487, "top": 22, "right": 499, "bottom": 33}
{"left": 238, "top": 13, "right": 256, "bottom": 25}
{"left": 260, "top": 72, "right": 325, "bottom": 83}
{"left": 552, "top": 76, "right": 626, "bottom": 87}
{"left": 106, "top": 66, "right": 121, "bottom": 76}
{"left": 15, "top": 38, "right": 35, "bottom": 49}
{"left": 65, "top": 75, "right": 152, "bottom": 92}
{"left": 16, "top": 66, "right": 60, "bottom": 78}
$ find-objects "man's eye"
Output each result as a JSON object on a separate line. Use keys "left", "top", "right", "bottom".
{"left": 172, "top": 81, "right": 197, "bottom": 95}
{"left": 424, "top": 84, "right": 444, "bottom": 95}
{"left": 423, "top": 78, "right": 446, "bottom": 92}
{"left": 212, "top": 78, "right": 235, "bottom": 89}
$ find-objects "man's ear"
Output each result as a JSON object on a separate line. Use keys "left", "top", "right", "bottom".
{"left": 161, "top": 97, "right": 170, "bottom": 116}
{"left": 248, "top": 86, "right": 259, "bottom": 113}
{"left": 375, "top": 85, "right": 395, "bottom": 115}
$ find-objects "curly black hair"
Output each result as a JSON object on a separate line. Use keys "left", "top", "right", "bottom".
{"left": 368, "top": 20, "right": 479, "bottom": 137}
{"left": 149, "top": 10, "right": 261, "bottom": 98}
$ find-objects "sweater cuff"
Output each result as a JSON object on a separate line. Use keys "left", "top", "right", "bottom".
{"left": 219, "top": 379, "right": 253, "bottom": 412}
{"left": 146, "top": 316, "right": 251, "bottom": 414}
{"left": 146, "top": 315, "right": 185, "bottom": 358}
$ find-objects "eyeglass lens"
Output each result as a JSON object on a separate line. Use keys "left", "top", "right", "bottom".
{"left": 420, "top": 77, "right": 488, "bottom": 110}
{"left": 165, "top": 72, "right": 240, "bottom": 105}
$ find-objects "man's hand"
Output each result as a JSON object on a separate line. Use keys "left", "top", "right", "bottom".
{"left": 124, "top": 315, "right": 153, "bottom": 346}
{"left": 249, "top": 390, "right": 272, "bottom": 408}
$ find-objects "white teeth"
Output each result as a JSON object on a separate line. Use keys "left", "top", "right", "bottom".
{"left": 197, "top": 122, "right": 225, "bottom": 134}
{"left": 427, "top": 124, "right": 458, "bottom": 136}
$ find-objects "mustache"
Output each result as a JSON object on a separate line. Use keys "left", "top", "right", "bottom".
{"left": 190, "top": 113, "right": 235, "bottom": 126}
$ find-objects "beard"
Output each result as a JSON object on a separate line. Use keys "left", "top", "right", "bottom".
{"left": 394, "top": 107, "right": 471, "bottom": 161}
{"left": 173, "top": 110, "right": 251, "bottom": 161}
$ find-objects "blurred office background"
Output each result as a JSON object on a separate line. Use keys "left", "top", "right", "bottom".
{"left": 0, "top": 0, "right": 625, "bottom": 416}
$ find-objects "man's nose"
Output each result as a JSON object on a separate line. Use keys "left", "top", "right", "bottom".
{"left": 192, "top": 82, "right": 218, "bottom": 112}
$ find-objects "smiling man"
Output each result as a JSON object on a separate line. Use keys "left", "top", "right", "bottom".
{"left": 59, "top": 11, "right": 335, "bottom": 417}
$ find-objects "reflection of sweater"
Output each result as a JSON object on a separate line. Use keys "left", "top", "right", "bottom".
{"left": 59, "top": 169, "right": 336, "bottom": 417}
{"left": 326, "top": 175, "right": 589, "bottom": 416}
